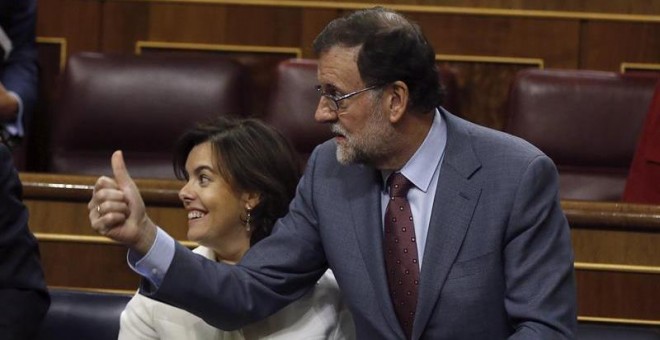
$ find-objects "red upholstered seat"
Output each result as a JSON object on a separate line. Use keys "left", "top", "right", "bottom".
{"left": 505, "top": 69, "right": 659, "bottom": 201}
{"left": 48, "top": 52, "right": 247, "bottom": 178}
{"left": 262, "top": 59, "right": 326, "bottom": 167}
{"left": 623, "top": 81, "right": 660, "bottom": 204}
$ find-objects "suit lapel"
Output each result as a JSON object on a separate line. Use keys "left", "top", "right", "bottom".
{"left": 413, "top": 112, "right": 482, "bottom": 339}
{"left": 344, "top": 165, "right": 404, "bottom": 337}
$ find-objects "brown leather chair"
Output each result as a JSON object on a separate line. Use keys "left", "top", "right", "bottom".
{"left": 505, "top": 69, "right": 659, "bottom": 201}
{"left": 263, "top": 58, "right": 460, "bottom": 166}
{"left": 48, "top": 52, "right": 246, "bottom": 178}
{"left": 262, "top": 59, "right": 326, "bottom": 166}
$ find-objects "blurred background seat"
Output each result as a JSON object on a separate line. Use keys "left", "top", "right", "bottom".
{"left": 262, "top": 59, "right": 327, "bottom": 167}
{"left": 36, "top": 288, "right": 132, "bottom": 340}
{"left": 577, "top": 321, "right": 660, "bottom": 340}
{"left": 47, "top": 52, "right": 247, "bottom": 179}
{"left": 504, "top": 68, "right": 659, "bottom": 201}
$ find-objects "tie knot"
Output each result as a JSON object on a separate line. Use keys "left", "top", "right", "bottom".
{"left": 388, "top": 173, "right": 412, "bottom": 198}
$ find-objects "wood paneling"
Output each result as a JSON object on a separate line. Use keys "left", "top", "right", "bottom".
{"left": 20, "top": 173, "right": 660, "bottom": 322}
{"left": 101, "top": 2, "right": 151, "bottom": 52}
{"left": 36, "top": 0, "right": 101, "bottom": 53}
{"left": 576, "top": 270, "right": 660, "bottom": 321}
{"left": 413, "top": 14, "right": 580, "bottom": 69}
{"left": 34, "top": 0, "right": 660, "bottom": 132}
{"left": 580, "top": 21, "right": 660, "bottom": 71}
{"left": 572, "top": 230, "right": 660, "bottom": 266}
{"left": 103, "top": 0, "right": 660, "bottom": 16}
{"left": 21, "top": 172, "right": 188, "bottom": 239}
{"left": 39, "top": 241, "right": 141, "bottom": 291}
{"left": 437, "top": 61, "right": 538, "bottom": 130}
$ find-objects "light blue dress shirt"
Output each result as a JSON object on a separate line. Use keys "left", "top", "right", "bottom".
{"left": 380, "top": 109, "right": 446, "bottom": 269}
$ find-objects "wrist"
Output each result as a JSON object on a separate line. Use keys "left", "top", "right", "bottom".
{"left": 133, "top": 218, "right": 157, "bottom": 255}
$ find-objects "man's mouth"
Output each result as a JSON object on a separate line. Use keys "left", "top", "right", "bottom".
{"left": 332, "top": 124, "right": 348, "bottom": 141}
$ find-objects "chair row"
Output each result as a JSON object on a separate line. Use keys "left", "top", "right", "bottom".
{"left": 14, "top": 52, "right": 459, "bottom": 178}
{"left": 12, "top": 51, "right": 660, "bottom": 202}
{"left": 504, "top": 69, "right": 659, "bottom": 201}
{"left": 36, "top": 288, "right": 660, "bottom": 339}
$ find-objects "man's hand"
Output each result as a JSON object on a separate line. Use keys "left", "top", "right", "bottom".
{"left": 88, "top": 150, "right": 157, "bottom": 254}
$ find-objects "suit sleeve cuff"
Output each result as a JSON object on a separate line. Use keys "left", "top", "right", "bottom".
{"left": 3, "top": 91, "right": 24, "bottom": 137}
{"left": 127, "top": 227, "right": 175, "bottom": 288}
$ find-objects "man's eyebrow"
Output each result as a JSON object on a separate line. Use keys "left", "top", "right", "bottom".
{"left": 320, "top": 83, "right": 343, "bottom": 95}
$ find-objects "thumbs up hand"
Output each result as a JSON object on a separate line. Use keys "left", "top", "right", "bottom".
{"left": 88, "top": 150, "right": 157, "bottom": 254}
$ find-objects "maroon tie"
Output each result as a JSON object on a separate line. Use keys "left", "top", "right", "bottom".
{"left": 384, "top": 172, "right": 419, "bottom": 339}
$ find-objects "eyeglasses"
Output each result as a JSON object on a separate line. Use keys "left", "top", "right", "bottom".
{"left": 316, "top": 84, "right": 381, "bottom": 112}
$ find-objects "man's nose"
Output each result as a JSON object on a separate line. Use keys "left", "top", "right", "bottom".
{"left": 314, "top": 99, "right": 337, "bottom": 123}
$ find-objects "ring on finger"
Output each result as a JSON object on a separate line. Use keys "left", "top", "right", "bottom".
{"left": 97, "top": 204, "right": 101, "bottom": 214}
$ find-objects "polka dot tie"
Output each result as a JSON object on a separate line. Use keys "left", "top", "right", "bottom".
{"left": 384, "top": 172, "right": 419, "bottom": 339}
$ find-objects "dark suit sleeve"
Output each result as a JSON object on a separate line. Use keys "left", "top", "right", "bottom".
{"left": 0, "top": 144, "right": 50, "bottom": 339}
{"left": 1, "top": 0, "right": 39, "bottom": 123}
{"left": 504, "top": 155, "right": 577, "bottom": 339}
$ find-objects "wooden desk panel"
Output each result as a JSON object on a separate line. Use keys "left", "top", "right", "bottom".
{"left": 39, "top": 240, "right": 140, "bottom": 291}
{"left": 21, "top": 172, "right": 189, "bottom": 239}
{"left": 576, "top": 270, "right": 660, "bottom": 322}
{"left": 20, "top": 173, "right": 660, "bottom": 323}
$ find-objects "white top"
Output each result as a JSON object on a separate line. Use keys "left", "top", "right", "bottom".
{"left": 119, "top": 246, "right": 355, "bottom": 340}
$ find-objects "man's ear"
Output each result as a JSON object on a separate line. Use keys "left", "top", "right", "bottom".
{"left": 386, "top": 81, "right": 409, "bottom": 123}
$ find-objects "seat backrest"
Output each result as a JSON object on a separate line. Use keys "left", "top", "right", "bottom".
{"left": 577, "top": 322, "right": 660, "bottom": 340}
{"left": 48, "top": 52, "right": 246, "bottom": 178}
{"left": 263, "top": 58, "right": 460, "bottom": 166}
{"left": 262, "top": 59, "right": 327, "bottom": 166}
{"left": 505, "top": 68, "right": 659, "bottom": 201}
{"left": 36, "top": 289, "right": 132, "bottom": 340}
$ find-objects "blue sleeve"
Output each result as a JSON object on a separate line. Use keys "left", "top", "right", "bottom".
{"left": 0, "top": 0, "right": 38, "bottom": 137}
{"left": 127, "top": 227, "right": 176, "bottom": 288}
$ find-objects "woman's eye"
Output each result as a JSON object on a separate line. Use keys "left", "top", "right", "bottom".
{"left": 199, "top": 175, "right": 210, "bottom": 185}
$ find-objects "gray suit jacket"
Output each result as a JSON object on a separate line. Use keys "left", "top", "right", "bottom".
{"left": 149, "top": 111, "right": 576, "bottom": 339}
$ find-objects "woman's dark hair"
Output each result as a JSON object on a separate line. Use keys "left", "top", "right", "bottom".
{"left": 173, "top": 117, "right": 301, "bottom": 245}
{"left": 312, "top": 7, "right": 444, "bottom": 114}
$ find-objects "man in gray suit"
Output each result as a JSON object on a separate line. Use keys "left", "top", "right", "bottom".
{"left": 90, "top": 7, "right": 576, "bottom": 339}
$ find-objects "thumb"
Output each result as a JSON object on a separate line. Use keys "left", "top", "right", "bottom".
{"left": 111, "top": 150, "right": 134, "bottom": 189}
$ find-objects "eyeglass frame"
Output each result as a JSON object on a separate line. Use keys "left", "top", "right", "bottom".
{"left": 315, "top": 84, "right": 383, "bottom": 112}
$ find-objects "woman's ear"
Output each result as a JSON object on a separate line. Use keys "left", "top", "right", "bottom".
{"left": 242, "top": 192, "right": 261, "bottom": 209}
{"left": 387, "top": 81, "right": 409, "bottom": 123}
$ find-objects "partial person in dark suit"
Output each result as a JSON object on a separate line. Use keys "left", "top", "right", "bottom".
{"left": 0, "top": 0, "right": 38, "bottom": 148}
{"left": 89, "top": 7, "right": 576, "bottom": 339}
{"left": 0, "top": 143, "right": 49, "bottom": 339}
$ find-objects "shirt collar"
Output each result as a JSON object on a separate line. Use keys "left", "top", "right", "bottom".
{"left": 382, "top": 109, "right": 447, "bottom": 193}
